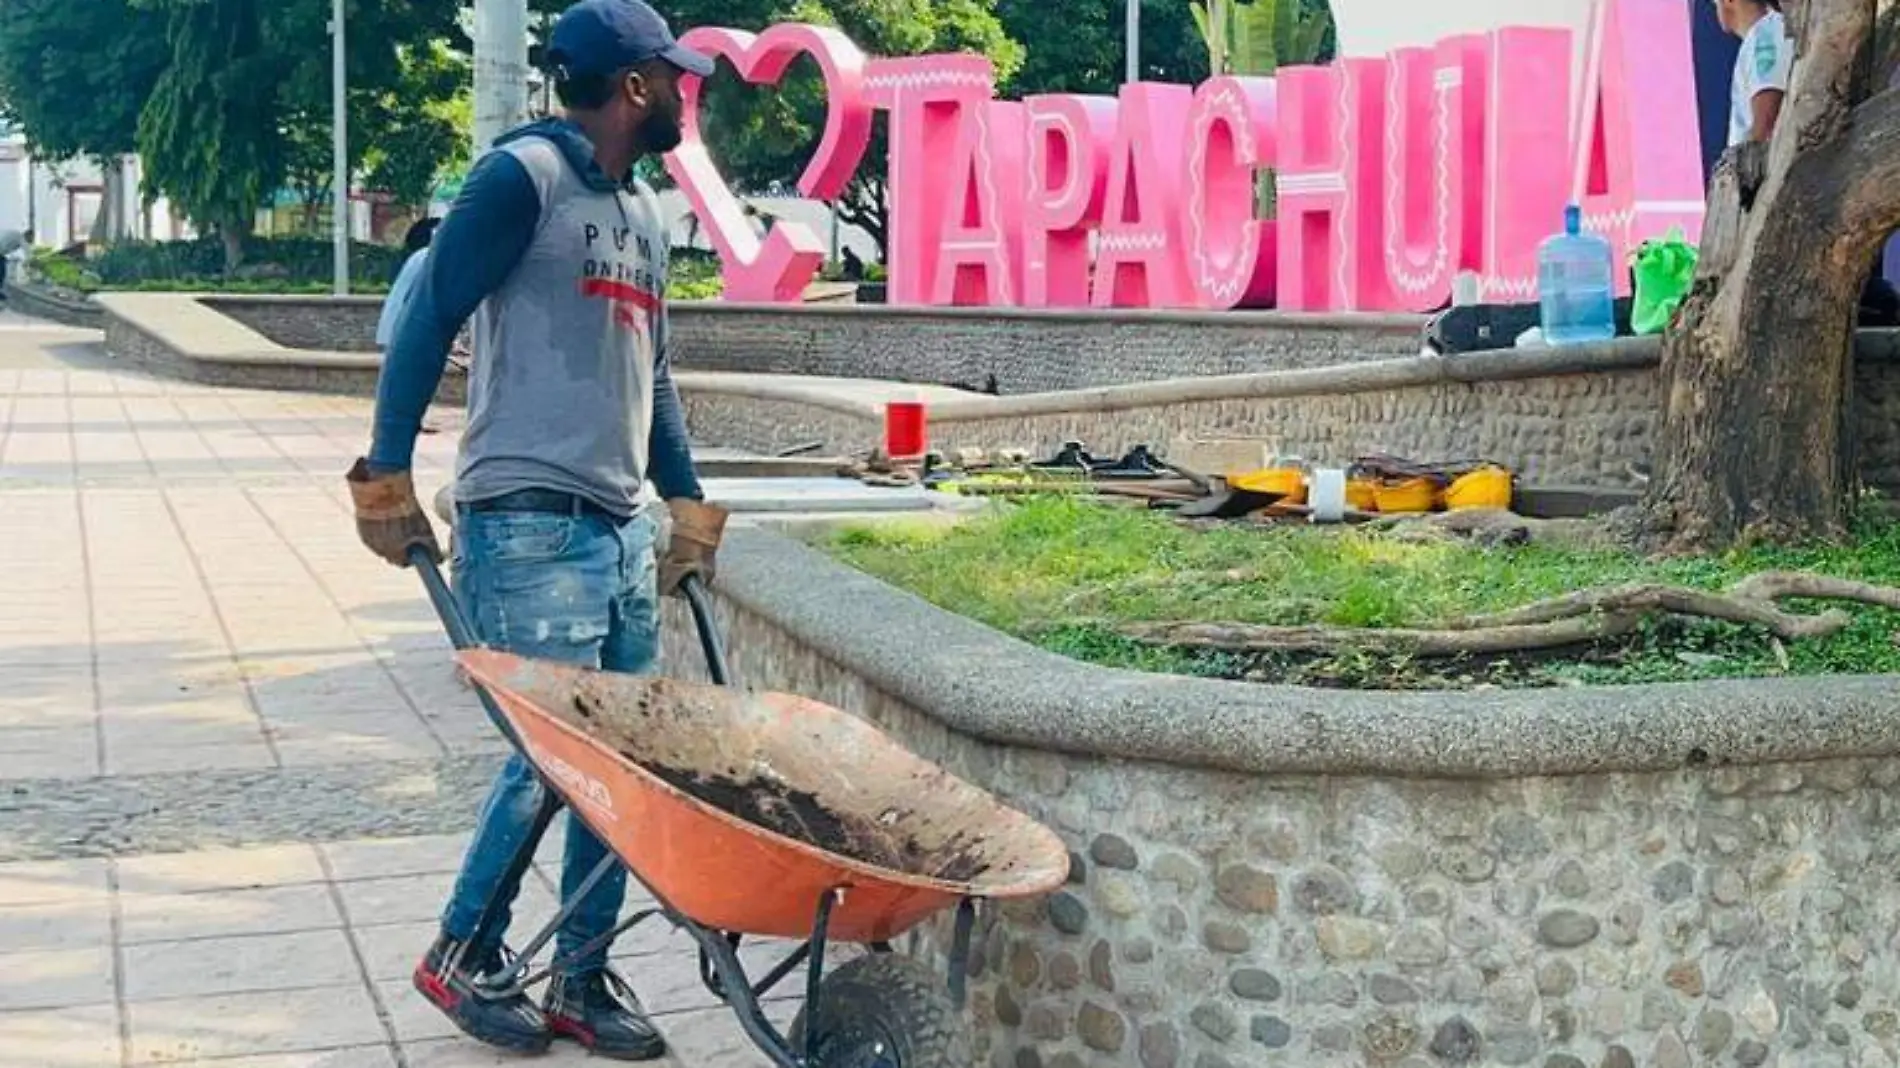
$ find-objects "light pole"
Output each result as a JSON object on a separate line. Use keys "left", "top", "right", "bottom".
{"left": 1125, "top": 0, "right": 1141, "bottom": 83}
{"left": 474, "top": 0, "right": 531, "bottom": 154}
{"left": 331, "top": 0, "right": 349, "bottom": 295}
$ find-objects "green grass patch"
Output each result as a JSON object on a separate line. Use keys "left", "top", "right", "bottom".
{"left": 28, "top": 239, "right": 724, "bottom": 301}
{"left": 823, "top": 497, "right": 1900, "bottom": 690}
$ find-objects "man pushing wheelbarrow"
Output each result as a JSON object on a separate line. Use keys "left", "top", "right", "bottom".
{"left": 345, "top": 3, "right": 1071, "bottom": 1064}
{"left": 345, "top": 0, "right": 728, "bottom": 1057}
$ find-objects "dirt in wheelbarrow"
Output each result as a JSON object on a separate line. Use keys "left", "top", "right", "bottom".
{"left": 635, "top": 760, "right": 992, "bottom": 883}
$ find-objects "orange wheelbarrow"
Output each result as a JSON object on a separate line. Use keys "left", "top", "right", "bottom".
{"left": 410, "top": 548, "right": 1069, "bottom": 1066}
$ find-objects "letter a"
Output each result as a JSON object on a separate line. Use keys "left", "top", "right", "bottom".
{"left": 930, "top": 101, "right": 1028, "bottom": 306}
{"left": 1092, "top": 83, "right": 1194, "bottom": 308}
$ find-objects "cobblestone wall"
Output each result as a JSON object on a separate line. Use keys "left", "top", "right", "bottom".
{"left": 661, "top": 589, "right": 1900, "bottom": 1068}
{"left": 202, "top": 297, "right": 385, "bottom": 351}
{"left": 681, "top": 359, "right": 1900, "bottom": 493}
{"left": 4, "top": 280, "right": 106, "bottom": 328}
{"left": 198, "top": 297, "right": 1425, "bottom": 391}
{"left": 666, "top": 307, "right": 1424, "bottom": 393}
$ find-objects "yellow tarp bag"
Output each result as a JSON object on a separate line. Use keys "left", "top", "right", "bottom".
{"left": 1443, "top": 465, "right": 1515, "bottom": 511}
{"left": 1346, "top": 478, "right": 1380, "bottom": 513}
{"left": 1228, "top": 467, "right": 1308, "bottom": 504}
{"left": 1373, "top": 477, "right": 1437, "bottom": 514}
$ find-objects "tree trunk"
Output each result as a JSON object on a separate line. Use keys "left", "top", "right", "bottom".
{"left": 1647, "top": 0, "right": 1900, "bottom": 551}
{"left": 219, "top": 215, "right": 247, "bottom": 274}
{"left": 90, "top": 157, "right": 122, "bottom": 247}
{"left": 838, "top": 177, "right": 889, "bottom": 263}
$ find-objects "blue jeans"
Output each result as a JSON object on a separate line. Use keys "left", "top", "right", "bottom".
{"left": 440, "top": 497, "right": 661, "bottom": 975}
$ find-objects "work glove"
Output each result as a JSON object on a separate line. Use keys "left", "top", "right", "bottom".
{"left": 659, "top": 498, "right": 728, "bottom": 597}
{"left": 345, "top": 457, "right": 444, "bottom": 568}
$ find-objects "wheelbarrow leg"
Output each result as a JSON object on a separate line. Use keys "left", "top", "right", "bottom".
{"left": 803, "top": 888, "right": 840, "bottom": 1064}
{"left": 948, "top": 897, "right": 977, "bottom": 1011}
{"left": 690, "top": 925, "right": 803, "bottom": 1068}
{"left": 481, "top": 852, "right": 623, "bottom": 994}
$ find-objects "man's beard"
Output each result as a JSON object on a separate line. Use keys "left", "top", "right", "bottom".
{"left": 636, "top": 110, "right": 684, "bottom": 155}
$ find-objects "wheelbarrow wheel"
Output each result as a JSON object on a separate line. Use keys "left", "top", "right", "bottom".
{"left": 787, "top": 954, "right": 972, "bottom": 1068}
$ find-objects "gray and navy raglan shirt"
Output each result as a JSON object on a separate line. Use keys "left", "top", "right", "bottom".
{"left": 367, "top": 117, "right": 700, "bottom": 513}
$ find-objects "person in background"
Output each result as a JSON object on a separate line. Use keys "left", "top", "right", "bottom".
{"left": 1715, "top": 0, "right": 1788, "bottom": 146}
{"left": 377, "top": 218, "right": 465, "bottom": 435}
{"left": 380, "top": 218, "right": 469, "bottom": 365}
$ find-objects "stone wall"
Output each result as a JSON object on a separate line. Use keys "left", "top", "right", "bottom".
{"left": 680, "top": 346, "right": 1900, "bottom": 493}
{"left": 203, "top": 296, "right": 384, "bottom": 352}
{"left": 96, "top": 294, "right": 466, "bottom": 403}
{"left": 3, "top": 280, "right": 106, "bottom": 329}
{"left": 105, "top": 293, "right": 1900, "bottom": 495}
{"left": 667, "top": 305, "right": 1426, "bottom": 393}
{"left": 195, "top": 295, "right": 1428, "bottom": 392}
{"left": 656, "top": 531, "right": 1900, "bottom": 1068}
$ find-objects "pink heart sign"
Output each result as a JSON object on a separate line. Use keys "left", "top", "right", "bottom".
{"left": 664, "top": 24, "right": 873, "bottom": 302}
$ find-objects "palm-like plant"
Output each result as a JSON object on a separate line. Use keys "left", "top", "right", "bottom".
{"left": 1187, "top": 0, "right": 1336, "bottom": 214}
{"left": 1188, "top": 0, "right": 1334, "bottom": 76}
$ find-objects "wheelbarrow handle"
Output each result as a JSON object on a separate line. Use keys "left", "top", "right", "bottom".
{"left": 679, "top": 572, "right": 733, "bottom": 688}
{"left": 409, "top": 545, "right": 480, "bottom": 650}
{"left": 405, "top": 545, "right": 532, "bottom": 756}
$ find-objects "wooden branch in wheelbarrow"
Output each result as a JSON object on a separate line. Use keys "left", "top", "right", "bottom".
{"left": 1117, "top": 571, "right": 1900, "bottom": 656}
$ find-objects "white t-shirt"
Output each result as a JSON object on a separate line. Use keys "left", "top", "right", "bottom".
{"left": 376, "top": 248, "right": 430, "bottom": 349}
{"left": 1729, "top": 10, "right": 1792, "bottom": 146}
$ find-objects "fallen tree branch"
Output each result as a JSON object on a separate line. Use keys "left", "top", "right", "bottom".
{"left": 1728, "top": 570, "right": 1900, "bottom": 609}
{"left": 1450, "top": 582, "right": 1849, "bottom": 640}
{"left": 1117, "top": 570, "right": 1900, "bottom": 657}
{"left": 1120, "top": 616, "right": 1647, "bottom": 657}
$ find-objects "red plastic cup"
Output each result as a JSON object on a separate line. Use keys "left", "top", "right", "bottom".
{"left": 884, "top": 400, "right": 928, "bottom": 459}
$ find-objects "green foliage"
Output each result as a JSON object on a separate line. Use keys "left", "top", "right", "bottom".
{"left": 1, "top": 0, "right": 474, "bottom": 260}
{"left": 826, "top": 496, "right": 1900, "bottom": 690}
{"left": 26, "top": 247, "right": 97, "bottom": 294}
{"left": 997, "top": 0, "right": 1208, "bottom": 95}
{"left": 134, "top": 0, "right": 286, "bottom": 257}
{"left": 29, "top": 237, "right": 403, "bottom": 294}
{"left": 0, "top": 0, "right": 170, "bottom": 161}
{"left": 679, "top": 0, "right": 1024, "bottom": 260}
{"left": 272, "top": 4, "right": 473, "bottom": 212}
{"left": 1189, "top": 0, "right": 1336, "bottom": 76}
{"left": 667, "top": 252, "right": 725, "bottom": 299}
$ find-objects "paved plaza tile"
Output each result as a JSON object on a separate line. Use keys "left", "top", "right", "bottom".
{"left": 0, "top": 311, "right": 862, "bottom": 1056}
{"left": 0, "top": 318, "right": 810, "bottom": 1065}
{"left": 0, "top": 837, "right": 806, "bottom": 1067}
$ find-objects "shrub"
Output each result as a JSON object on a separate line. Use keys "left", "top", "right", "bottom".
{"left": 91, "top": 237, "right": 404, "bottom": 290}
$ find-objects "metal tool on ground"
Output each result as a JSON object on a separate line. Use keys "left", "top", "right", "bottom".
{"left": 408, "top": 547, "right": 1069, "bottom": 1067}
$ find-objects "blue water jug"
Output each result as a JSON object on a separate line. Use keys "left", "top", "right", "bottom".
{"left": 1537, "top": 204, "right": 1616, "bottom": 345}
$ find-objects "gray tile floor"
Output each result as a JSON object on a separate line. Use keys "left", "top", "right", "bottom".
{"left": 0, "top": 318, "right": 811, "bottom": 1066}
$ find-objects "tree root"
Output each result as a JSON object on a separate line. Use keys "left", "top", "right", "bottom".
{"left": 1118, "top": 571, "right": 1898, "bottom": 657}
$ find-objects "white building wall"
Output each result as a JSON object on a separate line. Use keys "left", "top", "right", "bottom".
{"left": 0, "top": 136, "right": 191, "bottom": 248}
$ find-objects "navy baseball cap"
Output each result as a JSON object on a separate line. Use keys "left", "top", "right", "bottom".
{"left": 547, "top": 0, "right": 715, "bottom": 80}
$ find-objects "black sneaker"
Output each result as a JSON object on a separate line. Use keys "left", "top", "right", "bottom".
{"left": 543, "top": 966, "right": 667, "bottom": 1061}
{"left": 412, "top": 932, "right": 552, "bottom": 1054}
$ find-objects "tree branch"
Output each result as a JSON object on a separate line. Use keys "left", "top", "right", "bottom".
{"left": 1117, "top": 570, "right": 1900, "bottom": 658}
{"left": 1729, "top": 570, "right": 1900, "bottom": 607}
{"left": 1447, "top": 582, "right": 1849, "bottom": 639}
{"left": 1834, "top": 83, "right": 1900, "bottom": 240}
{"left": 1778, "top": 0, "right": 1878, "bottom": 155}
{"left": 1874, "top": 0, "right": 1900, "bottom": 88}
{"left": 1120, "top": 616, "right": 1647, "bottom": 657}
